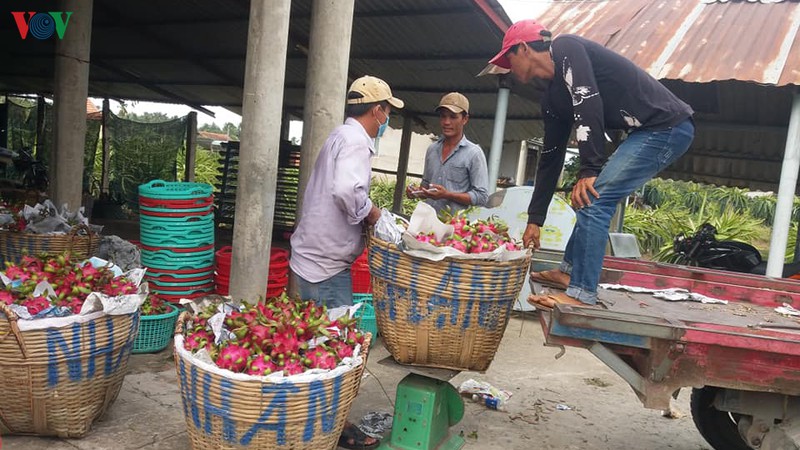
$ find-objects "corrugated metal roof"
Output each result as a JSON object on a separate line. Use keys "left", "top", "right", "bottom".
{"left": 0, "top": 0, "right": 534, "bottom": 149}
{"left": 537, "top": 0, "right": 800, "bottom": 86}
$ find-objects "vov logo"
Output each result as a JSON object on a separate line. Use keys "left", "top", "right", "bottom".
{"left": 11, "top": 12, "right": 73, "bottom": 40}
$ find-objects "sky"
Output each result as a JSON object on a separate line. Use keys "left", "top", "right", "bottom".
{"left": 105, "top": 0, "right": 549, "bottom": 132}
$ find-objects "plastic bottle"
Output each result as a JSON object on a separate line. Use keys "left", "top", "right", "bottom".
{"left": 472, "top": 394, "right": 505, "bottom": 411}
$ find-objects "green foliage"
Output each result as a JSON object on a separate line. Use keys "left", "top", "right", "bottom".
{"left": 560, "top": 157, "right": 579, "bottom": 189}
{"left": 369, "top": 176, "right": 420, "bottom": 216}
{"left": 625, "top": 178, "right": 769, "bottom": 262}
{"left": 177, "top": 147, "right": 221, "bottom": 187}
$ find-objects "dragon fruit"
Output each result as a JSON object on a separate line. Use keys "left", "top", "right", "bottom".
{"left": 185, "top": 329, "right": 212, "bottom": 352}
{"left": 328, "top": 340, "right": 354, "bottom": 360}
{"left": 215, "top": 343, "right": 251, "bottom": 373}
{"left": 282, "top": 357, "right": 305, "bottom": 376}
{"left": 184, "top": 294, "right": 365, "bottom": 377}
{"left": 270, "top": 329, "right": 302, "bottom": 358}
{"left": 0, "top": 253, "right": 140, "bottom": 317}
{"left": 414, "top": 214, "right": 521, "bottom": 254}
{"left": 247, "top": 354, "right": 278, "bottom": 376}
{"left": 21, "top": 296, "right": 50, "bottom": 316}
{"left": 304, "top": 347, "right": 339, "bottom": 370}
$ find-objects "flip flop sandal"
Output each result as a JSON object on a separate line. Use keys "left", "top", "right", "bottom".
{"left": 338, "top": 425, "right": 381, "bottom": 450}
{"left": 530, "top": 271, "right": 569, "bottom": 290}
{"left": 527, "top": 295, "right": 554, "bottom": 312}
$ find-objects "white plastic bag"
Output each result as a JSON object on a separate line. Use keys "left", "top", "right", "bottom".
{"left": 374, "top": 209, "right": 407, "bottom": 245}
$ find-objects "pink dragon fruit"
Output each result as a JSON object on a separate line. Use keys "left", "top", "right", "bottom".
{"left": 282, "top": 357, "right": 305, "bottom": 376}
{"left": 215, "top": 343, "right": 251, "bottom": 373}
{"left": 247, "top": 354, "right": 278, "bottom": 376}
{"left": 270, "top": 329, "right": 301, "bottom": 358}
{"left": 21, "top": 296, "right": 50, "bottom": 316}
{"left": 185, "top": 329, "right": 212, "bottom": 352}
{"left": 0, "top": 290, "right": 15, "bottom": 305}
{"left": 248, "top": 324, "right": 273, "bottom": 349}
{"left": 328, "top": 340, "right": 354, "bottom": 360}
{"left": 304, "top": 347, "right": 339, "bottom": 370}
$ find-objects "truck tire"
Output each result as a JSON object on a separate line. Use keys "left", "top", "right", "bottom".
{"left": 691, "top": 387, "right": 752, "bottom": 450}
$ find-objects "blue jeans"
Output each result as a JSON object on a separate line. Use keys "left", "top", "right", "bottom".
{"left": 561, "top": 118, "right": 695, "bottom": 304}
{"left": 292, "top": 269, "right": 353, "bottom": 309}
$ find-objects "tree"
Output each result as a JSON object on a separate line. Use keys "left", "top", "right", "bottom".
{"left": 222, "top": 122, "right": 241, "bottom": 140}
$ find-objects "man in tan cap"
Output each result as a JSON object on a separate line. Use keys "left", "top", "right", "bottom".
{"left": 291, "top": 75, "right": 403, "bottom": 309}
{"left": 406, "top": 92, "right": 489, "bottom": 216}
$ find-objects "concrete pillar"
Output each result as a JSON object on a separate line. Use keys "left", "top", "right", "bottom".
{"left": 184, "top": 111, "right": 197, "bottom": 181}
{"left": 488, "top": 75, "right": 512, "bottom": 193}
{"left": 392, "top": 114, "right": 413, "bottom": 214}
{"left": 53, "top": 0, "right": 93, "bottom": 210}
{"left": 767, "top": 92, "right": 800, "bottom": 278}
{"left": 229, "top": 0, "right": 291, "bottom": 303}
{"left": 296, "top": 0, "right": 355, "bottom": 216}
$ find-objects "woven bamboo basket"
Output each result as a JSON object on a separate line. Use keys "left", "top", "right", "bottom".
{"left": 0, "top": 224, "right": 100, "bottom": 264}
{"left": 174, "top": 312, "right": 371, "bottom": 450}
{"left": 368, "top": 235, "right": 530, "bottom": 372}
{"left": 0, "top": 304, "right": 140, "bottom": 437}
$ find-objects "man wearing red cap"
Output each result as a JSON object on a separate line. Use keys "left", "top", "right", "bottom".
{"left": 489, "top": 20, "right": 695, "bottom": 309}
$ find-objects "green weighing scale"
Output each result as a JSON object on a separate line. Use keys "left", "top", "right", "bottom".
{"left": 375, "top": 357, "right": 466, "bottom": 450}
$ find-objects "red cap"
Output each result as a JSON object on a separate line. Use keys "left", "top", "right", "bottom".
{"left": 488, "top": 20, "right": 549, "bottom": 69}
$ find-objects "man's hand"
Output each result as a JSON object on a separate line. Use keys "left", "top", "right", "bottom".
{"left": 522, "top": 223, "right": 541, "bottom": 249}
{"left": 365, "top": 206, "right": 381, "bottom": 226}
{"left": 423, "top": 183, "right": 448, "bottom": 200}
{"left": 406, "top": 184, "right": 423, "bottom": 199}
{"left": 571, "top": 176, "right": 599, "bottom": 209}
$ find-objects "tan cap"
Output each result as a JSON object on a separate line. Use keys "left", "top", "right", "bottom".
{"left": 436, "top": 92, "right": 469, "bottom": 114}
{"left": 346, "top": 76, "right": 404, "bottom": 108}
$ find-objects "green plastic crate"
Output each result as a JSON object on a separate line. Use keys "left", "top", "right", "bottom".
{"left": 133, "top": 303, "right": 181, "bottom": 353}
{"left": 353, "top": 294, "right": 378, "bottom": 346}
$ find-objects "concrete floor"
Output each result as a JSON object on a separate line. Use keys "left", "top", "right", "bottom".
{"left": 1, "top": 313, "right": 712, "bottom": 450}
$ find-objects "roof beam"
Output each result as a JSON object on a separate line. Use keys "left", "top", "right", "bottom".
{"left": 92, "top": 60, "right": 215, "bottom": 117}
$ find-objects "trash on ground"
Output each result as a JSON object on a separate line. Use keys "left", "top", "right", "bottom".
{"left": 458, "top": 379, "right": 512, "bottom": 411}
{"left": 356, "top": 411, "right": 393, "bottom": 439}
{"left": 556, "top": 404, "right": 572, "bottom": 411}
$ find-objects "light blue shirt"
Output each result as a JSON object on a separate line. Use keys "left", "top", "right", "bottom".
{"left": 290, "top": 118, "right": 374, "bottom": 282}
{"left": 422, "top": 134, "right": 489, "bottom": 215}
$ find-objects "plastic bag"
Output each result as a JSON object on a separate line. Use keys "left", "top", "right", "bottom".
{"left": 374, "top": 208, "right": 407, "bottom": 245}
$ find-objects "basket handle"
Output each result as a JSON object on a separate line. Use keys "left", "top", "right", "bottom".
{"left": 67, "top": 223, "right": 96, "bottom": 255}
{"left": 0, "top": 303, "right": 29, "bottom": 359}
{"left": 144, "top": 180, "right": 167, "bottom": 189}
{"left": 174, "top": 310, "right": 191, "bottom": 336}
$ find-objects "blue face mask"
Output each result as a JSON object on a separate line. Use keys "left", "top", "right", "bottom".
{"left": 376, "top": 109, "right": 389, "bottom": 138}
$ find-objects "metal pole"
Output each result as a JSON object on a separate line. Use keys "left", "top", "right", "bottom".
{"left": 101, "top": 98, "right": 110, "bottom": 194}
{"left": 767, "top": 92, "right": 800, "bottom": 278}
{"left": 185, "top": 111, "right": 198, "bottom": 181}
{"left": 392, "top": 114, "right": 413, "bottom": 215}
{"left": 229, "top": 0, "right": 291, "bottom": 303}
{"left": 36, "top": 96, "right": 45, "bottom": 159}
{"left": 488, "top": 75, "right": 511, "bottom": 193}
{"left": 53, "top": 0, "right": 93, "bottom": 210}
{"left": 514, "top": 140, "right": 527, "bottom": 187}
{"left": 296, "top": 0, "right": 356, "bottom": 218}
{"left": 0, "top": 97, "right": 7, "bottom": 149}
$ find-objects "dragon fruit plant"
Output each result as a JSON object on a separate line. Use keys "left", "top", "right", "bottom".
{"left": 0, "top": 253, "right": 139, "bottom": 316}
{"left": 415, "top": 214, "right": 522, "bottom": 253}
{"left": 183, "top": 293, "right": 367, "bottom": 377}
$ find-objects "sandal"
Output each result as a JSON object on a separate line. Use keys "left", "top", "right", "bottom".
{"left": 338, "top": 424, "right": 381, "bottom": 450}
{"left": 530, "top": 271, "right": 569, "bottom": 290}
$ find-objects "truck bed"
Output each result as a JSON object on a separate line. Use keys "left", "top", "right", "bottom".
{"left": 541, "top": 257, "right": 800, "bottom": 409}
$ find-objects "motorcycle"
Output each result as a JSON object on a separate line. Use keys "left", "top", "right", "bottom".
{"left": 673, "top": 223, "right": 800, "bottom": 278}
{"left": 12, "top": 147, "right": 49, "bottom": 192}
